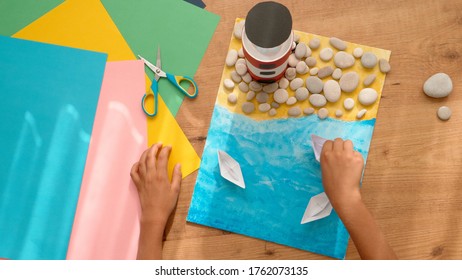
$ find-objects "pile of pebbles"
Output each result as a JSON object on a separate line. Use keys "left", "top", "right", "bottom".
{"left": 224, "top": 22, "right": 391, "bottom": 120}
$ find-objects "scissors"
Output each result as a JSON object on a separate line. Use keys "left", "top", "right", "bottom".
{"left": 138, "top": 47, "right": 198, "bottom": 117}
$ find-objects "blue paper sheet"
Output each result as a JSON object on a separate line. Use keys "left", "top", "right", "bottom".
{"left": 187, "top": 105, "right": 376, "bottom": 259}
{"left": 0, "top": 36, "right": 107, "bottom": 260}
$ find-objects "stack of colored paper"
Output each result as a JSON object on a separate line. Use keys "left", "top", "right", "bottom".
{"left": 0, "top": 0, "right": 219, "bottom": 259}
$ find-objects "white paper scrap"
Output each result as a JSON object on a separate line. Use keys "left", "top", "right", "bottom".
{"left": 301, "top": 192, "right": 333, "bottom": 224}
{"left": 311, "top": 134, "right": 329, "bottom": 162}
{"left": 217, "top": 150, "right": 246, "bottom": 189}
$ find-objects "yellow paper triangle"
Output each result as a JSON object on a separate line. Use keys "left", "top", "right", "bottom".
{"left": 13, "top": 0, "right": 200, "bottom": 178}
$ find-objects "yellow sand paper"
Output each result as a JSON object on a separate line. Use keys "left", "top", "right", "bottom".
{"left": 14, "top": 0, "right": 200, "bottom": 178}
{"left": 218, "top": 18, "right": 391, "bottom": 121}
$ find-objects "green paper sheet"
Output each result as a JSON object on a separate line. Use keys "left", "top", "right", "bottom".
{"left": 0, "top": 0, "right": 63, "bottom": 36}
{"left": 101, "top": 0, "right": 220, "bottom": 116}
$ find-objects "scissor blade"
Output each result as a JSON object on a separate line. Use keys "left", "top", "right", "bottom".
{"left": 138, "top": 55, "right": 165, "bottom": 79}
{"left": 155, "top": 47, "right": 161, "bottom": 81}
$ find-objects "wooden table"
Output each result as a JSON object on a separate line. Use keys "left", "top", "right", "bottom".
{"left": 165, "top": 0, "right": 462, "bottom": 259}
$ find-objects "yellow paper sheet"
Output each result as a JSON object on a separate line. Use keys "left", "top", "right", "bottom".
{"left": 13, "top": 0, "right": 200, "bottom": 178}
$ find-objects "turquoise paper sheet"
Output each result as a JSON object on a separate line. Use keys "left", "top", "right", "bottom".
{"left": 0, "top": 36, "right": 107, "bottom": 259}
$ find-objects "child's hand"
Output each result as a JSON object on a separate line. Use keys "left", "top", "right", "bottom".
{"left": 320, "top": 138, "right": 364, "bottom": 210}
{"left": 130, "top": 143, "right": 182, "bottom": 226}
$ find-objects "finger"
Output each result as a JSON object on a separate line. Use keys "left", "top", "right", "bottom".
{"left": 130, "top": 162, "right": 141, "bottom": 185}
{"left": 333, "top": 138, "right": 343, "bottom": 151}
{"left": 353, "top": 151, "right": 365, "bottom": 164}
{"left": 171, "top": 163, "right": 182, "bottom": 194}
{"left": 156, "top": 145, "right": 172, "bottom": 180}
{"left": 146, "top": 143, "right": 162, "bottom": 170}
{"left": 138, "top": 148, "right": 150, "bottom": 175}
{"left": 343, "top": 140, "right": 354, "bottom": 153}
{"left": 322, "top": 140, "right": 333, "bottom": 154}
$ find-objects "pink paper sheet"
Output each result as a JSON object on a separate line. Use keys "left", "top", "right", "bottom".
{"left": 66, "top": 60, "right": 146, "bottom": 259}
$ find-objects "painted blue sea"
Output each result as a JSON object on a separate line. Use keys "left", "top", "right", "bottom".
{"left": 187, "top": 105, "right": 376, "bottom": 259}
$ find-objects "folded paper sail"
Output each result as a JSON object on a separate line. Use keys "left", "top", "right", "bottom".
{"left": 311, "top": 134, "right": 329, "bottom": 162}
{"left": 66, "top": 61, "right": 146, "bottom": 260}
{"left": 301, "top": 192, "right": 333, "bottom": 224}
{"left": 13, "top": 0, "right": 200, "bottom": 179}
{"left": 0, "top": 36, "right": 107, "bottom": 260}
{"left": 218, "top": 150, "right": 245, "bottom": 189}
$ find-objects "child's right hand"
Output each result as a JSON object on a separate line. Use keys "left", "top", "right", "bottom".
{"left": 320, "top": 138, "right": 364, "bottom": 210}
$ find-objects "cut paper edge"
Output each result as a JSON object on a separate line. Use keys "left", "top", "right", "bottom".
{"left": 217, "top": 150, "right": 245, "bottom": 189}
{"left": 301, "top": 192, "right": 333, "bottom": 224}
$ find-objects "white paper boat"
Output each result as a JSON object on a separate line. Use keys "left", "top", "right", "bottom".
{"left": 311, "top": 134, "right": 328, "bottom": 162}
{"left": 301, "top": 192, "right": 333, "bottom": 224}
{"left": 217, "top": 150, "right": 245, "bottom": 189}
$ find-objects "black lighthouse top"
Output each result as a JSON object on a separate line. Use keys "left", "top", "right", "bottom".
{"left": 244, "top": 1, "right": 292, "bottom": 48}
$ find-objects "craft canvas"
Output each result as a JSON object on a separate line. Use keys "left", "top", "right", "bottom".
{"left": 187, "top": 19, "right": 391, "bottom": 259}
{"left": 0, "top": 36, "right": 107, "bottom": 259}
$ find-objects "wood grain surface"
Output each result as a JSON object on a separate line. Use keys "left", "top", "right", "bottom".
{"left": 165, "top": 0, "right": 462, "bottom": 259}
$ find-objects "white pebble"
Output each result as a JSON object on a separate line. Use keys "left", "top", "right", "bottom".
{"left": 279, "top": 77, "right": 289, "bottom": 89}
{"left": 309, "top": 67, "right": 319, "bottom": 75}
{"left": 242, "top": 73, "right": 252, "bottom": 83}
{"left": 318, "top": 108, "right": 329, "bottom": 119}
{"left": 305, "top": 57, "right": 317, "bottom": 67}
{"left": 295, "top": 87, "right": 309, "bottom": 101}
{"left": 363, "top": 74, "right": 376, "bottom": 86}
{"left": 291, "top": 41, "right": 296, "bottom": 50}
{"left": 258, "top": 103, "right": 271, "bottom": 112}
{"left": 274, "top": 89, "right": 289, "bottom": 103}
{"left": 303, "top": 107, "right": 315, "bottom": 115}
{"left": 224, "top": 78, "right": 235, "bottom": 90}
{"left": 271, "top": 102, "right": 280, "bottom": 108}
{"left": 335, "top": 109, "right": 343, "bottom": 118}
{"left": 263, "top": 82, "right": 278, "bottom": 93}
{"left": 353, "top": 47, "right": 363, "bottom": 58}
{"left": 379, "top": 58, "right": 391, "bottom": 73}
{"left": 269, "top": 108, "right": 277, "bottom": 116}
{"left": 437, "top": 106, "right": 452, "bottom": 121}
{"left": 317, "top": 66, "right": 334, "bottom": 79}
{"left": 231, "top": 70, "right": 242, "bottom": 83}
{"left": 309, "top": 37, "right": 320, "bottom": 49}
{"left": 246, "top": 91, "right": 256, "bottom": 101}
{"left": 309, "top": 94, "right": 327, "bottom": 107}
{"left": 256, "top": 92, "right": 269, "bottom": 103}
{"left": 236, "top": 58, "right": 246, "bottom": 65}
{"left": 306, "top": 76, "right": 324, "bottom": 94}
{"left": 288, "top": 53, "right": 299, "bottom": 67}
{"left": 249, "top": 81, "right": 262, "bottom": 92}
{"left": 290, "top": 78, "right": 304, "bottom": 91}
{"left": 242, "top": 102, "right": 255, "bottom": 114}
{"left": 238, "top": 48, "right": 244, "bottom": 58}
{"left": 332, "top": 68, "right": 342, "bottom": 80}
{"left": 238, "top": 81, "right": 249, "bottom": 93}
{"left": 339, "top": 71, "right": 360, "bottom": 93}
{"left": 334, "top": 51, "right": 355, "bottom": 69}
{"left": 285, "top": 67, "right": 297, "bottom": 80}
{"left": 320, "top": 48, "right": 334, "bottom": 62}
{"left": 227, "top": 93, "right": 237, "bottom": 104}
{"left": 423, "top": 73, "right": 453, "bottom": 98}
{"left": 233, "top": 20, "right": 245, "bottom": 40}
{"left": 323, "top": 80, "right": 341, "bottom": 102}
{"left": 356, "top": 109, "right": 367, "bottom": 119}
{"left": 286, "top": 96, "right": 297, "bottom": 105}
{"left": 361, "top": 52, "right": 377, "bottom": 68}
{"left": 329, "top": 37, "right": 347, "bottom": 51}
{"left": 294, "top": 33, "right": 300, "bottom": 43}
{"left": 288, "top": 106, "right": 302, "bottom": 117}
{"left": 236, "top": 63, "right": 248, "bottom": 76}
{"left": 295, "top": 43, "right": 308, "bottom": 59}
{"left": 305, "top": 47, "right": 312, "bottom": 57}
{"left": 343, "top": 98, "right": 355, "bottom": 110}
{"left": 296, "top": 61, "right": 308, "bottom": 74}
{"left": 358, "top": 88, "right": 378, "bottom": 106}
{"left": 226, "top": 49, "right": 238, "bottom": 67}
